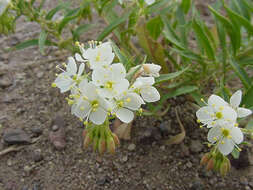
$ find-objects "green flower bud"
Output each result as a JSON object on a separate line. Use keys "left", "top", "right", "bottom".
{"left": 107, "top": 137, "right": 116, "bottom": 154}
{"left": 112, "top": 133, "right": 120, "bottom": 146}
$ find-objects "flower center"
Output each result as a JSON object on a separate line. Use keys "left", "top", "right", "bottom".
{"left": 91, "top": 100, "right": 99, "bottom": 112}
{"left": 95, "top": 52, "right": 101, "bottom": 62}
{"left": 216, "top": 112, "right": 223, "bottom": 119}
{"left": 221, "top": 128, "right": 230, "bottom": 137}
{"left": 105, "top": 81, "right": 114, "bottom": 90}
{"left": 117, "top": 101, "right": 124, "bottom": 107}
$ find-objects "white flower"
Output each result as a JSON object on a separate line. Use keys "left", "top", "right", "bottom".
{"left": 208, "top": 124, "right": 243, "bottom": 155}
{"left": 71, "top": 82, "right": 109, "bottom": 125}
{"left": 142, "top": 63, "right": 161, "bottom": 77}
{"left": 131, "top": 77, "right": 160, "bottom": 102}
{"left": 145, "top": 0, "right": 155, "bottom": 5}
{"left": 54, "top": 57, "right": 85, "bottom": 93}
{"left": 0, "top": 0, "right": 10, "bottom": 16}
{"left": 229, "top": 90, "right": 252, "bottom": 118}
{"left": 111, "top": 92, "right": 145, "bottom": 123}
{"left": 196, "top": 95, "right": 237, "bottom": 128}
{"left": 92, "top": 63, "right": 129, "bottom": 98}
{"left": 81, "top": 42, "right": 114, "bottom": 70}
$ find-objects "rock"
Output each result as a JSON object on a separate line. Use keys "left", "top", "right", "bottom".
{"left": 33, "top": 149, "right": 43, "bottom": 162}
{"left": 36, "top": 71, "right": 44, "bottom": 79}
{"left": 240, "top": 176, "right": 248, "bottom": 185}
{"left": 190, "top": 179, "right": 204, "bottom": 190}
{"left": 121, "top": 155, "right": 128, "bottom": 163}
{"left": 190, "top": 140, "right": 203, "bottom": 153}
{"left": 3, "top": 128, "right": 31, "bottom": 145}
{"left": 97, "top": 176, "right": 110, "bottom": 185}
{"left": 31, "top": 126, "right": 43, "bottom": 137}
{"left": 180, "top": 143, "right": 190, "bottom": 157}
{"left": 49, "top": 116, "right": 66, "bottom": 150}
{"left": 0, "top": 75, "right": 12, "bottom": 88}
{"left": 139, "top": 127, "right": 162, "bottom": 145}
{"left": 158, "top": 121, "right": 171, "bottom": 136}
{"left": 52, "top": 125, "right": 59, "bottom": 131}
{"left": 128, "top": 143, "right": 136, "bottom": 151}
{"left": 186, "top": 161, "right": 193, "bottom": 168}
{"left": 7, "top": 159, "right": 12, "bottom": 166}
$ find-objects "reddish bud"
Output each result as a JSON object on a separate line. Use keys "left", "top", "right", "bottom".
{"left": 98, "top": 138, "right": 106, "bottom": 155}
{"left": 107, "top": 137, "right": 116, "bottom": 154}
{"left": 82, "top": 129, "right": 87, "bottom": 138}
{"left": 112, "top": 133, "right": 120, "bottom": 146}
{"left": 200, "top": 153, "right": 210, "bottom": 166}
{"left": 83, "top": 134, "right": 92, "bottom": 149}
{"left": 206, "top": 158, "right": 214, "bottom": 171}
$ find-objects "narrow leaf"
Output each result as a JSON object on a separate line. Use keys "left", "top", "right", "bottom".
{"left": 39, "top": 30, "right": 48, "bottom": 54}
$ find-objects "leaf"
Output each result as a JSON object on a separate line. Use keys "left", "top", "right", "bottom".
{"left": 181, "top": 0, "right": 192, "bottom": 14}
{"left": 155, "top": 66, "right": 189, "bottom": 84}
{"left": 97, "top": 9, "right": 133, "bottom": 41}
{"left": 242, "top": 86, "right": 253, "bottom": 108}
{"left": 190, "top": 91, "right": 205, "bottom": 106}
{"left": 209, "top": 5, "right": 241, "bottom": 55}
{"left": 192, "top": 19, "right": 215, "bottom": 60}
{"left": 231, "top": 148, "right": 240, "bottom": 159}
{"left": 58, "top": 9, "right": 80, "bottom": 34}
{"left": 73, "top": 24, "right": 94, "bottom": 40}
{"left": 39, "top": 30, "right": 48, "bottom": 54}
{"left": 46, "top": 2, "right": 70, "bottom": 20}
{"left": 9, "top": 39, "right": 39, "bottom": 50}
{"left": 230, "top": 59, "right": 251, "bottom": 89}
{"left": 225, "top": 5, "right": 253, "bottom": 36}
{"left": 146, "top": 16, "right": 164, "bottom": 40}
{"left": 109, "top": 40, "right": 130, "bottom": 67}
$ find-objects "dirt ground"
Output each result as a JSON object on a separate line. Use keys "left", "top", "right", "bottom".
{"left": 0, "top": 1, "right": 253, "bottom": 190}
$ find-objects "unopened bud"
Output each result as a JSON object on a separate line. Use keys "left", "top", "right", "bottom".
{"left": 206, "top": 158, "right": 214, "bottom": 171}
{"left": 107, "top": 137, "right": 116, "bottom": 154}
{"left": 83, "top": 133, "right": 92, "bottom": 149}
{"left": 93, "top": 136, "right": 99, "bottom": 151}
{"left": 200, "top": 153, "right": 210, "bottom": 166}
{"left": 82, "top": 129, "right": 87, "bottom": 138}
{"left": 111, "top": 133, "right": 120, "bottom": 146}
{"left": 98, "top": 138, "right": 106, "bottom": 155}
{"left": 220, "top": 161, "right": 230, "bottom": 177}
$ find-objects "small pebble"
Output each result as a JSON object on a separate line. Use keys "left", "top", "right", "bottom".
{"left": 128, "top": 144, "right": 136, "bottom": 151}
{"left": 52, "top": 125, "right": 59, "bottom": 131}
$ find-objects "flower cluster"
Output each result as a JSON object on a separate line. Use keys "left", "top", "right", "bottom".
{"left": 0, "top": 0, "right": 10, "bottom": 16}
{"left": 52, "top": 41, "right": 160, "bottom": 125}
{"left": 52, "top": 40, "right": 161, "bottom": 153}
{"left": 196, "top": 90, "right": 252, "bottom": 156}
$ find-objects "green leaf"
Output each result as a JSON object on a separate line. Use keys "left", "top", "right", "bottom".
{"left": 242, "top": 86, "right": 253, "bottom": 108}
{"left": 231, "top": 148, "right": 240, "bottom": 159}
{"left": 225, "top": 5, "right": 253, "bottom": 36}
{"left": 9, "top": 39, "right": 39, "bottom": 50}
{"left": 162, "top": 85, "right": 198, "bottom": 100}
{"left": 73, "top": 24, "right": 94, "bottom": 41}
{"left": 97, "top": 9, "right": 133, "bottom": 41}
{"left": 181, "top": 0, "right": 192, "bottom": 14}
{"left": 192, "top": 19, "right": 215, "bottom": 60}
{"left": 39, "top": 30, "right": 48, "bottom": 54}
{"left": 146, "top": 16, "right": 164, "bottom": 40}
{"left": 110, "top": 40, "right": 130, "bottom": 68}
{"left": 155, "top": 66, "right": 189, "bottom": 84}
{"left": 58, "top": 9, "right": 80, "bottom": 34}
{"left": 230, "top": 59, "right": 251, "bottom": 89}
{"left": 190, "top": 91, "right": 205, "bottom": 106}
{"left": 46, "top": 2, "right": 70, "bottom": 20}
{"left": 209, "top": 5, "right": 241, "bottom": 54}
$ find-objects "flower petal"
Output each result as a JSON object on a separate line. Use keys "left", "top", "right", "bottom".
{"left": 222, "top": 106, "right": 237, "bottom": 122}
{"left": 72, "top": 100, "right": 91, "bottom": 119}
{"left": 140, "top": 86, "right": 160, "bottom": 102}
{"left": 237, "top": 107, "right": 252, "bottom": 118}
{"left": 208, "top": 95, "right": 228, "bottom": 111}
{"left": 77, "top": 63, "right": 85, "bottom": 76}
{"left": 196, "top": 106, "right": 214, "bottom": 122}
{"left": 124, "top": 93, "right": 145, "bottom": 110}
{"left": 67, "top": 57, "right": 77, "bottom": 75}
{"left": 207, "top": 126, "right": 221, "bottom": 143}
{"left": 111, "top": 63, "right": 127, "bottom": 79}
{"left": 218, "top": 139, "right": 234, "bottom": 156}
{"left": 116, "top": 108, "right": 134, "bottom": 123}
{"left": 75, "top": 53, "right": 85, "bottom": 62}
{"left": 230, "top": 127, "right": 243, "bottom": 144}
{"left": 230, "top": 90, "right": 242, "bottom": 108}
{"left": 89, "top": 107, "right": 107, "bottom": 125}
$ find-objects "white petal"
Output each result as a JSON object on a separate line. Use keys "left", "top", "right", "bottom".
{"left": 67, "top": 57, "right": 77, "bottom": 75}
{"left": 218, "top": 139, "right": 234, "bottom": 156}
{"left": 89, "top": 107, "right": 107, "bottom": 125}
{"left": 140, "top": 86, "right": 160, "bottom": 102}
{"left": 145, "top": 0, "right": 155, "bottom": 5}
{"left": 72, "top": 100, "right": 91, "bottom": 119}
{"left": 124, "top": 93, "right": 145, "bottom": 110}
{"left": 78, "top": 78, "right": 88, "bottom": 94}
{"left": 136, "top": 77, "right": 155, "bottom": 86}
{"left": 222, "top": 106, "right": 237, "bottom": 122}
{"left": 230, "top": 127, "right": 243, "bottom": 144}
{"left": 111, "top": 63, "right": 127, "bottom": 79}
{"left": 75, "top": 53, "right": 85, "bottom": 62}
{"left": 207, "top": 126, "right": 221, "bottom": 143}
{"left": 54, "top": 73, "right": 73, "bottom": 93}
{"left": 237, "top": 107, "right": 252, "bottom": 118}
{"left": 83, "top": 82, "right": 98, "bottom": 100}
{"left": 230, "top": 90, "right": 242, "bottom": 108}
{"left": 78, "top": 63, "right": 85, "bottom": 76}
{"left": 208, "top": 95, "right": 228, "bottom": 111}
{"left": 91, "top": 67, "right": 108, "bottom": 86}
{"left": 114, "top": 79, "right": 129, "bottom": 94}
{"left": 116, "top": 108, "right": 134, "bottom": 123}
{"left": 196, "top": 106, "right": 214, "bottom": 122}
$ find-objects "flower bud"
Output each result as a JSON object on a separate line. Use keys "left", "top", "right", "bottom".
{"left": 98, "top": 138, "right": 106, "bottom": 155}
{"left": 107, "top": 137, "right": 116, "bottom": 154}
{"left": 93, "top": 136, "right": 99, "bottom": 151}
{"left": 220, "top": 160, "right": 230, "bottom": 177}
{"left": 111, "top": 133, "right": 120, "bottom": 146}
{"left": 82, "top": 129, "right": 87, "bottom": 138}
{"left": 206, "top": 158, "right": 214, "bottom": 171}
{"left": 200, "top": 153, "right": 210, "bottom": 166}
{"left": 83, "top": 133, "right": 92, "bottom": 149}
{"left": 142, "top": 64, "right": 161, "bottom": 77}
